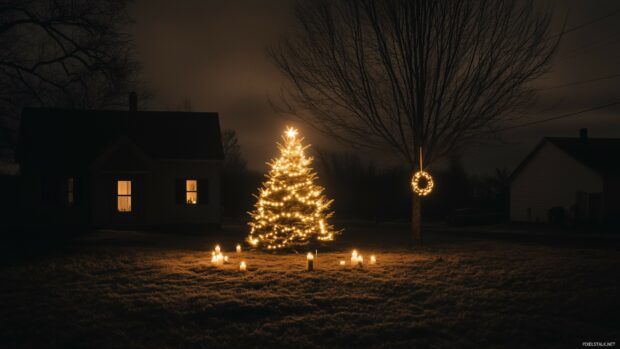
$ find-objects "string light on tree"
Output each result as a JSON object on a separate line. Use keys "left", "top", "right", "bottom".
{"left": 411, "top": 147, "right": 434, "bottom": 196}
{"left": 247, "top": 127, "right": 339, "bottom": 250}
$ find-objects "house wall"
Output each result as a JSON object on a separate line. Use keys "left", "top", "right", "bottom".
{"left": 18, "top": 165, "right": 88, "bottom": 228}
{"left": 146, "top": 160, "right": 221, "bottom": 228}
{"left": 510, "top": 142, "right": 603, "bottom": 222}
{"left": 604, "top": 178, "right": 620, "bottom": 224}
{"left": 90, "top": 156, "right": 221, "bottom": 230}
{"left": 0, "top": 174, "right": 19, "bottom": 227}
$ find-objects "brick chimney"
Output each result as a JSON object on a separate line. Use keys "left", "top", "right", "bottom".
{"left": 129, "top": 91, "right": 137, "bottom": 112}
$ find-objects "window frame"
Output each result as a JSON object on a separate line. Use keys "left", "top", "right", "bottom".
{"left": 185, "top": 179, "right": 198, "bottom": 205}
{"left": 116, "top": 179, "right": 132, "bottom": 213}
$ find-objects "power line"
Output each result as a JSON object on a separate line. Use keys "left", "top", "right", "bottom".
{"left": 539, "top": 73, "right": 620, "bottom": 90}
{"left": 556, "top": 30, "right": 620, "bottom": 62}
{"left": 488, "top": 101, "right": 620, "bottom": 133}
{"left": 546, "top": 7, "right": 620, "bottom": 40}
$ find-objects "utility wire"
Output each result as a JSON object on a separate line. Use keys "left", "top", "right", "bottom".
{"left": 556, "top": 31, "right": 620, "bottom": 62}
{"left": 539, "top": 73, "right": 620, "bottom": 90}
{"left": 546, "top": 7, "right": 620, "bottom": 40}
{"left": 484, "top": 101, "right": 620, "bottom": 133}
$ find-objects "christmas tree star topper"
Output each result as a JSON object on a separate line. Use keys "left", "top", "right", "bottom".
{"left": 285, "top": 127, "right": 298, "bottom": 139}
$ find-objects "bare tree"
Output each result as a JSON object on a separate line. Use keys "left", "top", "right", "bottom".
{"left": 0, "top": 0, "right": 145, "bottom": 151}
{"left": 221, "top": 129, "right": 250, "bottom": 219}
{"left": 222, "top": 130, "right": 247, "bottom": 173}
{"left": 269, "top": 0, "right": 559, "bottom": 245}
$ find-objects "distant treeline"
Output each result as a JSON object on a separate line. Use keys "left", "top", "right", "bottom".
{"left": 221, "top": 146, "right": 509, "bottom": 222}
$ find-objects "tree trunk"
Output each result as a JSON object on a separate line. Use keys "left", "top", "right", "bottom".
{"left": 411, "top": 193, "right": 422, "bottom": 248}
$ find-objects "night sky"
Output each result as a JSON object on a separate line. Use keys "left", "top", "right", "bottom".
{"left": 131, "top": 0, "right": 620, "bottom": 174}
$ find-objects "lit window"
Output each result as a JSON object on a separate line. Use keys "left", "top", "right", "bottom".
{"left": 117, "top": 180, "right": 132, "bottom": 212}
{"left": 186, "top": 180, "right": 198, "bottom": 204}
{"left": 67, "top": 177, "right": 74, "bottom": 206}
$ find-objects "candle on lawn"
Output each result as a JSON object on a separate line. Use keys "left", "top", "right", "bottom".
{"left": 215, "top": 245, "right": 221, "bottom": 253}
{"left": 357, "top": 255, "right": 364, "bottom": 267}
{"left": 236, "top": 244, "right": 242, "bottom": 253}
{"left": 306, "top": 252, "right": 314, "bottom": 271}
{"left": 240, "top": 261, "right": 247, "bottom": 271}
{"left": 370, "top": 255, "right": 376, "bottom": 265}
{"left": 339, "top": 260, "right": 346, "bottom": 267}
{"left": 351, "top": 250, "right": 358, "bottom": 266}
{"left": 224, "top": 255, "right": 229, "bottom": 263}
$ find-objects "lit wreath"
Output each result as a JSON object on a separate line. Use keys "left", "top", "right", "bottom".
{"left": 411, "top": 170, "right": 434, "bottom": 196}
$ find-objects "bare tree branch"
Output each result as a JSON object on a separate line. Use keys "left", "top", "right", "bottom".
{"left": 0, "top": 0, "right": 147, "bottom": 149}
{"left": 270, "top": 0, "right": 558, "bottom": 168}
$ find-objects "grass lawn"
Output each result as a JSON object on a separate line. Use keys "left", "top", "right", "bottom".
{"left": 1, "top": 223, "right": 618, "bottom": 348}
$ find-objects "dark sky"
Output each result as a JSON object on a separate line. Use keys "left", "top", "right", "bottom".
{"left": 131, "top": 0, "right": 620, "bottom": 175}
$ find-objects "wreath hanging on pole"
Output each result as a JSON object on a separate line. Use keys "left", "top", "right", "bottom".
{"left": 411, "top": 147, "right": 434, "bottom": 196}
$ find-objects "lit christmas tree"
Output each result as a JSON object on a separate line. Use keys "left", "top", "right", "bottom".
{"left": 247, "top": 127, "right": 338, "bottom": 250}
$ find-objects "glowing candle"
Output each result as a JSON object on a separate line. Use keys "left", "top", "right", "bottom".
{"left": 215, "top": 245, "right": 221, "bottom": 253}
{"left": 307, "top": 252, "right": 314, "bottom": 271}
{"left": 239, "top": 261, "right": 246, "bottom": 271}
{"left": 210, "top": 252, "right": 222, "bottom": 266}
{"left": 370, "top": 255, "right": 376, "bottom": 265}
{"left": 224, "top": 255, "right": 229, "bottom": 263}
{"left": 351, "top": 250, "right": 358, "bottom": 266}
{"left": 236, "top": 244, "right": 242, "bottom": 253}
{"left": 339, "top": 260, "right": 346, "bottom": 267}
{"left": 357, "top": 255, "right": 363, "bottom": 267}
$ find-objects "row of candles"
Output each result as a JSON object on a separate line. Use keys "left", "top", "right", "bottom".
{"left": 210, "top": 244, "right": 376, "bottom": 272}
{"left": 307, "top": 249, "right": 375, "bottom": 271}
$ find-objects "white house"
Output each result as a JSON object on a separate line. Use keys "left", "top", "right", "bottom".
{"left": 510, "top": 129, "right": 620, "bottom": 225}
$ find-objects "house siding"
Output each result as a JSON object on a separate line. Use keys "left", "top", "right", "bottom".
{"left": 510, "top": 142, "right": 603, "bottom": 222}
{"left": 90, "top": 159, "right": 221, "bottom": 229}
{"left": 18, "top": 165, "right": 89, "bottom": 228}
{"left": 604, "top": 178, "right": 620, "bottom": 223}
{"left": 17, "top": 108, "right": 224, "bottom": 232}
{"left": 146, "top": 160, "right": 221, "bottom": 227}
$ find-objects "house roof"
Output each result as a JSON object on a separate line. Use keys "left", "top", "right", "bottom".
{"left": 510, "top": 137, "right": 620, "bottom": 180}
{"left": 17, "top": 108, "right": 224, "bottom": 169}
